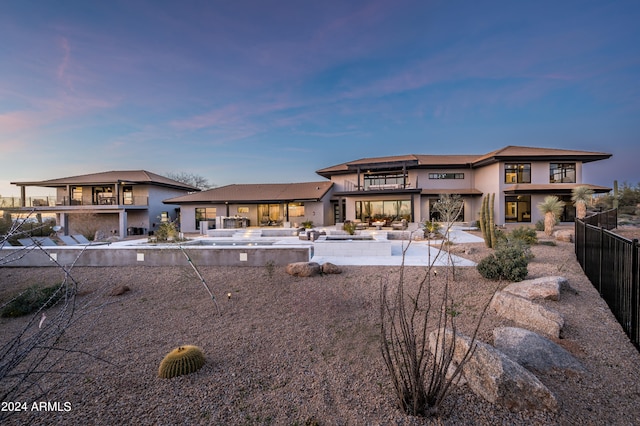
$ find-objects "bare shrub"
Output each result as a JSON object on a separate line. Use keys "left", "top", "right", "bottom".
{"left": 380, "top": 195, "right": 493, "bottom": 417}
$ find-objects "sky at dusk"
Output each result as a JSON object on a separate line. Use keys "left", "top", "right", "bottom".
{"left": 1, "top": 0, "right": 639, "bottom": 196}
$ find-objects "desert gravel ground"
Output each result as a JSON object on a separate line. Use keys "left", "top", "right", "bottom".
{"left": 1, "top": 233, "right": 640, "bottom": 425}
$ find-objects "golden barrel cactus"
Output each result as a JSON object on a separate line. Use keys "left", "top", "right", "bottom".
{"left": 158, "top": 345, "right": 205, "bottom": 378}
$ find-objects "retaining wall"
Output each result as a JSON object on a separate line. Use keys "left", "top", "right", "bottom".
{"left": 0, "top": 245, "right": 311, "bottom": 267}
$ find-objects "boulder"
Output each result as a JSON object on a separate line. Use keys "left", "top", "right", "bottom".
{"left": 553, "top": 229, "right": 574, "bottom": 242}
{"left": 429, "top": 328, "right": 558, "bottom": 412}
{"left": 321, "top": 262, "right": 342, "bottom": 274}
{"left": 110, "top": 285, "right": 130, "bottom": 296}
{"left": 493, "top": 327, "right": 584, "bottom": 373}
{"left": 285, "top": 262, "right": 321, "bottom": 277}
{"left": 490, "top": 291, "right": 564, "bottom": 338}
{"left": 502, "top": 276, "right": 568, "bottom": 301}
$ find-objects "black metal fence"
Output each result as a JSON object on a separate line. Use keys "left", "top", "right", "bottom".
{"left": 576, "top": 209, "right": 639, "bottom": 351}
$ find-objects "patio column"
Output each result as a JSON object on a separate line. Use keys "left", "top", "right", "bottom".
{"left": 20, "top": 186, "right": 26, "bottom": 207}
{"left": 58, "top": 213, "right": 69, "bottom": 235}
{"left": 119, "top": 210, "right": 127, "bottom": 239}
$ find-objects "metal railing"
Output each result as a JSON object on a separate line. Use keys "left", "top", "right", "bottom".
{"left": 0, "top": 196, "right": 149, "bottom": 208}
{"left": 575, "top": 209, "right": 639, "bottom": 351}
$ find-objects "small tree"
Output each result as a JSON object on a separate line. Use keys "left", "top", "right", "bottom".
{"left": 571, "top": 186, "right": 594, "bottom": 219}
{"left": 164, "top": 172, "right": 215, "bottom": 190}
{"left": 537, "top": 196, "right": 565, "bottom": 236}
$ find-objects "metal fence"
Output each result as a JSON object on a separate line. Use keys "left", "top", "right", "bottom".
{"left": 575, "top": 209, "right": 639, "bottom": 351}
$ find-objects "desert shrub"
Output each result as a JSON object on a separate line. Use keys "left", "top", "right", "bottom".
{"left": 301, "top": 220, "right": 314, "bottom": 229}
{"left": 156, "top": 220, "right": 179, "bottom": 242}
{"left": 423, "top": 220, "right": 442, "bottom": 238}
{"left": 619, "top": 205, "right": 636, "bottom": 215}
{"left": 1, "top": 284, "right": 66, "bottom": 317}
{"left": 535, "top": 219, "right": 545, "bottom": 231}
{"left": 477, "top": 241, "right": 530, "bottom": 282}
{"left": 343, "top": 221, "right": 356, "bottom": 235}
{"left": 510, "top": 226, "right": 538, "bottom": 245}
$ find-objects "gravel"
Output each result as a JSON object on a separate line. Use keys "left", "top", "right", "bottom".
{"left": 1, "top": 235, "right": 640, "bottom": 425}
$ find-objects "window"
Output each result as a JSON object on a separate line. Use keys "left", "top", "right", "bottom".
{"left": 288, "top": 202, "right": 305, "bottom": 217}
{"left": 504, "top": 164, "right": 531, "bottom": 184}
{"left": 195, "top": 207, "right": 216, "bottom": 230}
{"left": 237, "top": 207, "right": 249, "bottom": 214}
{"left": 92, "top": 186, "right": 114, "bottom": 205}
{"left": 123, "top": 186, "right": 133, "bottom": 205}
{"left": 429, "top": 173, "right": 464, "bottom": 179}
{"left": 71, "top": 186, "right": 83, "bottom": 205}
{"left": 504, "top": 195, "right": 531, "bottom": 223}
{"left": 550, "top": 163, "right": 576, "bottom": 183}
{"left": 364, "top": 171, "right": 407, "bottom": 189}
{"left": 356, "top": 200, "right": 411, "bottom": 222}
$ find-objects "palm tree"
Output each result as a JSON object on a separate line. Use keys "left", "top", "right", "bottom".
{"left": 571, "top": 186, "right": 594, "bottom": 219}
{"left": 537, "top": 196, "right": 565, "bottom": 236}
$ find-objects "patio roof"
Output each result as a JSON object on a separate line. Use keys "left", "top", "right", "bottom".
{"left": 163, "top": 181, "right": 334, "bottom": 204}
{"left": 11, "top": 170, "right": 199, "bottom": 191}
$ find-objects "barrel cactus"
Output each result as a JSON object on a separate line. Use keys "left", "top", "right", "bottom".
{"left": 158, "top": 345, "right": 205, "bottom": 378}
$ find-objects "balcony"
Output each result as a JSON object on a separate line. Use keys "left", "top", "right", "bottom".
{"left": 340, "top": 180, "right": 415, "bottom": 193}
{"left": 0, "top": 196, "right": 149, "bottom": 209}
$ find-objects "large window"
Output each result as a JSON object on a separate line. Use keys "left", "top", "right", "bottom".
{"left": 505, "top": 195, "right": 531, "bottom": 223}
{"left": 287, "top": 202, "right": 305, "bottom": 217}
{"left": 505, "top": 163, "right": 531, "bottom": 184}
{"left": 258, "top": 204, "right": 283, "bottom": 225}
{"left": 364, "top": 172, "right": 407, "bottom": 190}
{"left": 356, "top": 200, "right": 411, "bottom": 223}
{"left": 549, "top": 163, "right": 576, "bottom": 183}
{"left": 195, "top": 207, "right": 216, "bottom": 230}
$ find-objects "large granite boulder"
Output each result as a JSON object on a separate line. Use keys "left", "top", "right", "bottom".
{"left": 285, "top": 262, "right": 321, "bottom": 277}
{"left": 553, "top": 229, "right": 574, "bottom": 242}
{"left": 429, "top": 328, "right": 558, "bottom": 412}
{"left": 321, "top": 262, "right": 342, "bottom": 274}
{"left": 502, "top": 276, "right": 568, "bottom": 301}
{"left": 493, "top": 327, "right": 584, "bottom": 373}
{"left": 490, "top": 291, "right": 564, "bottom": 338}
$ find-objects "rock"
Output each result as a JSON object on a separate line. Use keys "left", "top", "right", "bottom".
{"left": 553, "top": 229, "right": 574, "bottom": 242}
{"left": 493, "top": 327, "right": 584, "bottom": 373}
{"left": 321, "top": 262, "right": 342, "bottom": 274}
{"left": 110, "top": 285, "right": 130, "bottom": 296}
{"left": 285, "top": 262, "right": 321, "bottom": 277}
{"left": 490, "top": 291, "right": 564, "bottom": 338}
{"left": 429, "top": 328, "right": 558, "bottom": 412}
{"left": 502, "top": 276, "right": 568, "bottom": 301}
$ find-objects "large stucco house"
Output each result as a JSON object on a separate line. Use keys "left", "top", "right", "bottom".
{"left": 316, "top": 145, "right": 611, "bottom": 227}
{"left": 9, "top": 170, "right": 199, "bottom": 238}
{"left": 168, "top": 145, "right": 611, "bottom": 232}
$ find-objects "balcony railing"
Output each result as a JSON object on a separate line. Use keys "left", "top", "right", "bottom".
{"left": 342, "top": 180, "right": 414, "bottom": 192}
{"left": 0, "top": 196, "right": 149, "bottom": 208}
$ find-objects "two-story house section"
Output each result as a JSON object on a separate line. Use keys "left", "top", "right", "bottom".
{"left": 316, "top": 146, "right": 611, "bottom": 226}
{"left": 10, "top": 170, "right": 199, "bottom": 239}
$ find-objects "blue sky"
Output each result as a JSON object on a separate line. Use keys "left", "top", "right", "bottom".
{"left": 1, "top": 0, "right": 638, "bottom": 195}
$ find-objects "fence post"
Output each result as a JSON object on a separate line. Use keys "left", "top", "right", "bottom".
{"left": 598, "top": 226, "right": 604, "bottom": 294}
{"left": 632, "top": 239, "right": 639, "bottom": 348}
